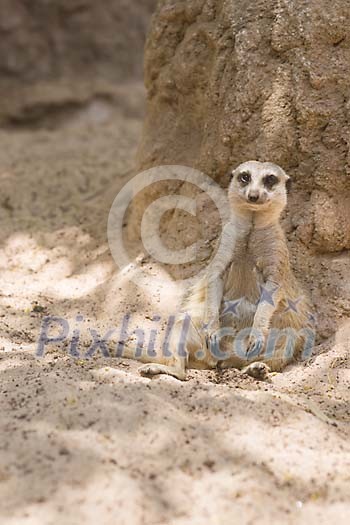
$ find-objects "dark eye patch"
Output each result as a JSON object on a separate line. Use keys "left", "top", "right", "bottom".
{"left": 263, "top": 174, "right": 279, "bottom": 189}
{"left": 238, "top": 171, "right": 251, "bottom": 185}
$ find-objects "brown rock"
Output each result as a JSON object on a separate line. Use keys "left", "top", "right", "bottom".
{"left": 134, "top": 0, "right": 350, "bottom": 335}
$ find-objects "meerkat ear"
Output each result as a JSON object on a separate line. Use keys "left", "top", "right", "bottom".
{"left": 286, "top": 177, "right": 292, "bottom": 193}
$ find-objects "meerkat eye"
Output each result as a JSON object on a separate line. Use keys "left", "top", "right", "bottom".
{"left": 238, "top": 172, "right": 251, "bottom": 185}
{"left": 264, "top": 174, "right": 279, "bottom": 189}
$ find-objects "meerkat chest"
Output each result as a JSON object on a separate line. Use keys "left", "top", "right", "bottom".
{"left": 223, "top": 230, "right": 264, "bottom": 300}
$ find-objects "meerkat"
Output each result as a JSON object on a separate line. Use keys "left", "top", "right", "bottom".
{"left": 138, "top": 161, "right": 315, "bottom": 381}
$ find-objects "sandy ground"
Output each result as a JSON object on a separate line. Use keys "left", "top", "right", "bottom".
{"left": 0, "top": 81, "right": 349, "bottom": 525}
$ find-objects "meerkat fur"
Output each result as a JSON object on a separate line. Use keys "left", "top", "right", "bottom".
{"left": 139, "top": 161, "right": 315, "bottom": 380}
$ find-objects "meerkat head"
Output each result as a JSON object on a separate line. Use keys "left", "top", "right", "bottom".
{"left": 227, "top": 160, "right": 290, "bottom": 214}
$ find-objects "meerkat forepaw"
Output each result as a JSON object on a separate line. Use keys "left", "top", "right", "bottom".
{"left": 205, "top": 332, "right": 220, "bottom": 357}
{"left": 242, "top": 362, "right": 271, "bottom": 381}
{"left": 245, "top": 333, "right": 265, "bottom": 359}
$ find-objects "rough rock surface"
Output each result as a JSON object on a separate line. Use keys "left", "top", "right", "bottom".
{"left": 136, "top": 0, "right": 350, "bottom": 339}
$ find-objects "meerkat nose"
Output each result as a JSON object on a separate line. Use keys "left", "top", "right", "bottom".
{"left": 248, "top": 191, "right": 259, "bottom": 203}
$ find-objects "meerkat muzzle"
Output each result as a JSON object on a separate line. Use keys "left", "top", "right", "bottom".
{"left": 247, "top": 191, "right": 260, "bottom": 203}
